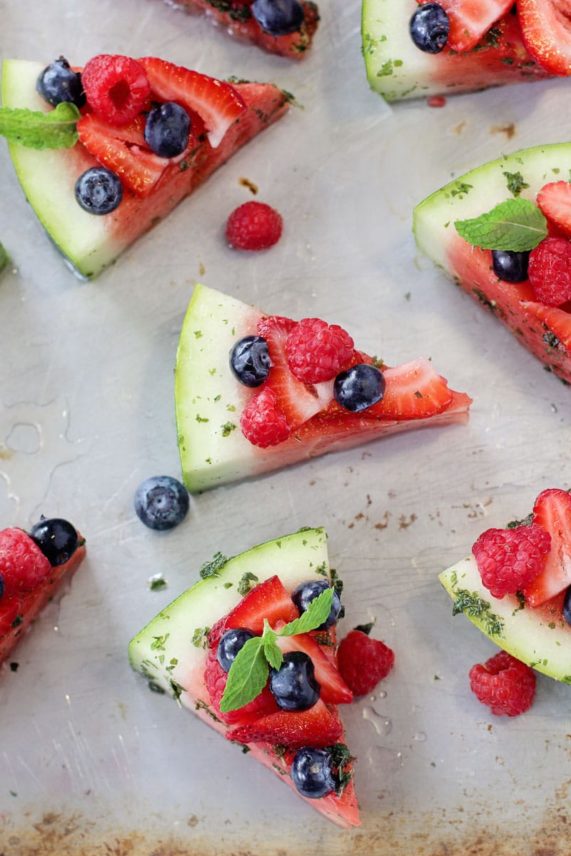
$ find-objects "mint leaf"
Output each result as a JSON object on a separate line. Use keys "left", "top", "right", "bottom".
{"left": 278, "top": 587, "right": 334, "bottom": 637}
{"left": 219, "top": 636, "right": 268, "bottom": 713}
{"left": 0, "top": 243, "right": 9, "bottom": 274}
{"left": 263, "top": 630, "right": 283, "bottom": 671}
{"left": 455, "top": 198, "right": 547, "bottom": 252}
{"left": 0, "top": 103, "right": 80, "bottom": 150}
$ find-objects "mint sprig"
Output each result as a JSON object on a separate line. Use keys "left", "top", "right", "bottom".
{"left": 0, "top": 102, "right": 80, "bottom": 150}
{"left": 219, "top": 587, "right": 334, "bottom": 713}
{"left": 455, "top": 198, "right": 548, "bottom": 252}
{"left": 0, "top": 243, "right": 9, "bottom": 275}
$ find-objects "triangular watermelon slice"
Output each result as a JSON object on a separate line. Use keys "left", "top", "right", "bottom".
{"left": 160, "top": 0, "right": 320, "bottom": 59}
{"left": 362, "top": 0, "right": 555, "bottom": 102}
{"left": 175, "top": 284, "right": 471, "bottom": 492}
{"left": 1, "top": 58, "right": 290, "bottom": 278}
{"left": 128, "top": 528, "right": 360, "bottom": 828}
{"left": 413, "top": 143, "right": 571, "bottom": 385}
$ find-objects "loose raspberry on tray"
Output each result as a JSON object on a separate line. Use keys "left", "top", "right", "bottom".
{"left": 469, "top": 651, "right": 536, "bottom": 717}
{"left": 472, "top": 524, "right": 551, "bottom": 599}
{"left": 337, "top": 626, "right": 395, "bottom": 697}
{"left": 226, "top": 201, "right": 283, "bottom": 251}
{"left": 285, "top": 318, "right": 354, "bottom": 384}
{"left": 82, "top": 54, "right": 151, "bottom": 126}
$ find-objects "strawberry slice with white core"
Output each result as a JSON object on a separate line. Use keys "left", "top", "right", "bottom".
{"left": 366, "top": 358, "right": 453, "bottom": 420}
{"left": 537, "top": 182, "right": 571, "bottom": 238}
{"left": 418, "top": 0, "right": 515, "bottom": 52}
{"left": 208, "top": 575, "right": 299, "bottom": 645}
{"left": 258, "top": 316, "right": 329, "bottom": 429}
{"left": 524, "top": 489, "right": 571, "bottom": 606}
{"left": 226, "top": 698, "right": 343, "bottom": 749}
{"left": 277, "top": 632, "right": 354, "bottom": 705}
{"left": 77, "top": 113, "right": 168, "bottom": 196}
{"left": 518, "top": 0, "right": 571, "bottom": 75}
{"left": 139, "top": 57, "right": 246, "bottom": 148}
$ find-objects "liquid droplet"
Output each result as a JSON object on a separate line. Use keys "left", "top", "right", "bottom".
{"left": 413, "top": 731, "right": 427, "bottom": 743}
{"left": 367, "top": 745, "right": 404, "bottom": 772}
{"left": 362, "top": 706, "right": 392, "bottom": 736}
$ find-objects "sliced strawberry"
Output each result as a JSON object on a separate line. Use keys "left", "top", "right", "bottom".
{"left": 524, "top": 489, "right": 571, "bottom": 606}
{"left": 537, "top": 182, "right": 571, "bottom": 238}
{"left": 77, "top": 113, "right": 167, "bottom": 196}
{"left": 227, "top": 699, "right": 343, "bottom": 749}
{"left": 518, "top": 0, "right": 571, "bottom": 75}
{"left": 258, "top": 316, "right": 331, "bottom": 429}
{"left": 209, "top": 575, "right": 299, "bottom": 646}
{"left": 277, "top": 633, "right": 353, "bottom": 704}
{"left": 203, "top": 647, "right": 278, "bottom": 724}
{"left": 365, "top": 359, "right": 453, "bottom": 420}
{"left": 521, "top": 301, "right": 571, "bottom": 351}
{"left": 0, "top": 595, "right": 24, "bottom": 638}
{"left": 418, "top": 0, "right": 514, "bottom": 51}
{"left": 139, "top": 57, "right": 246, "bottom": 149}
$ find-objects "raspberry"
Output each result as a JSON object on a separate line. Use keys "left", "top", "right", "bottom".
{"left": 337, "top": 628, "right": 395, "bottom": 696}
{"left": 203, "top": 647, "right": 277, "bottom": 724}
{"left": 285, "top": 318, "right": 355, "bottom": 384}
{"left": 469, "top": 651, "right": 536, "bottom": 717}
{"left": 0, "top": 528, "right": 52, "bottom": 597}
{"left": 472, "top": 524, "right": 550, "bottom": 599}
{"left": 240, "top": 387, "right": 291, "bottom": 448}
{"left": 528, "top": 238, "right": 571, "bottom": 307}
{"left": 82, "top": 55, "right": 151, "bottom": 126}
{"left": 226, "top": 202, "right": 283, "bottom": 251}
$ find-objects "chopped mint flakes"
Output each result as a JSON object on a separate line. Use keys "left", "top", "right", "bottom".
{"left": 504, "top": 171, "right": 529, "bottom": 197}
{"left": 452, "top": 589, "right": 504, "bottom": 637}
{"left": 148, "top": 573, "right": 167, "bottom": 592}
{"left": 221, "top": 422, "right": 236, "bottom": 437}
{"left": 0, "top": 243, "right": 9, "bottom": 274}
{"left": 192, "top": 627, "right": 210, "bottom": 648}
{"left": 237, "top": 571, "right": 259, "bottom": 596}
{"left": 199, "top": 551, "right": 228, "bottom": 579}
{"left": 150, "top": 633, "right": 170, "bottom": 651}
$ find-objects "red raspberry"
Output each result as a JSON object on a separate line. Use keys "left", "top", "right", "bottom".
{"left": 472, "top": 524, "right": 550, "bottom": 599}
{"left": 240, "top": 387, "right": 291, "bottom": 448}
{"left": 0, "top": 529, "right": 52, "bottom": 596}
{"left": 226, "top": 202, "right": 283, "bottom": 251}
{"left": 285, "top": 318, "right": 355, "bottom": 384}
{"left": 469, "top": 651, "right": 536, "bottom": 717}
{"left": 82, "top": 55, "right": 151, "bottom": 126}
{"left": 528, "top": 238, "right": 571, "bottom": 307}
{"left": 337, "top": 627, "right": 395, "bottom": 696}
{"left": 203, "top": 647, "right": 277, "bottom": 724}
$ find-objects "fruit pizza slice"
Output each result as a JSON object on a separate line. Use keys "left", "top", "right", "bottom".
{"left": 0, "top": 54, "right": 291, "bottom": 278}
{"left": 362, "top": 0, "right": 570, "bottom": 102}
{"left": 129, "top": 529, "right": 371, "bottom": 826}
{"left": 158, "top": 0, "right": 320, "bottom": 59}
{"left": 174, "top": 284, "right": 471, "bottom": 491}
{"left": 439, "top": 488, "right": 571, "bottom": 685}
{"left": 414, "top": 143, "right": 571, "bottom": 384}
{"left": 0, "top": 518, "right": 86, "bottom": 664}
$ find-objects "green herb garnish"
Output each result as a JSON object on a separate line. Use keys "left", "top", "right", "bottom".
{"left": 452, "top": 588, "right": 504, "bottom": 637}
{"left": 0, "top": 102, "right": 80, "bottom": 149}
{"left": 455, "top": 198, "right": 547, "bottom": 252}
{"left": 503, "top": 171, "right": 529, "bottom": 197}
{"left": 237, "top": 571, "right": 259, "bottom": 596}
{"left": 0, "top": 243, "right": 9, "bottom": 274}
{"left": 199, "top": 552, "right": 228, "bottom": 579}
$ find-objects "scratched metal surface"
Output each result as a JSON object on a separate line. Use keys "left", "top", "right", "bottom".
{"left": 0, "top": 0, "right": 570, "bottom": 853}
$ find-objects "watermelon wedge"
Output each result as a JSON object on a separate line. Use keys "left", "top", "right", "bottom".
{"left": 174, "top": 284, "right": 471, "bottom": 492}
{"left": 414, "top": 143, "right": 571, "bottom": 385}
{"left": 1, "top": 58, "right": 290, "bottom": 278}
{"left": 128, "top": 528, "right": 360, "bottom": 828}
{"left": 160, "top": 0, "right": 320, "bottom": 59}
{"left": 439, "top": 491, "right": 571, "bottom": 685}
{"left": 0, "top": 522, "right": 86, "bottom": 665}
{"left": 362, "top": 0, "right": 553, "bottom": 102}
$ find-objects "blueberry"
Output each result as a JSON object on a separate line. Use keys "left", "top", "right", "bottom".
{"left": 334, "top": 364, "right": 385, "bottom": 413}
{"left": 230, "top": 336, "right": 272, "bottom": 387}
{"left": 144, "top": 102, "right": 191, "bottom": 159}
{"left": 0, "top": 575, "right": 4, "bottom": 600}
{"left": 291, "top": 748, "right": 336, "bottom": 799}
{"left": 292, "top": 580, "right": 343, "bottom": 629}
{"left": 75, "top": 167, "right": 123, "bottom": 215}
{"left": 270, "top": 651, "right": 320, "bottom": 711}
{"left": 563, "top": 587, "right": 571, "bottom": 626}
{"left": 134, "top": 476, "right": 190, "bottom": 531}
{"left": 36, "top": 56, "right": 85, "bottom": 108}
{"left": 252, "top": 0, "right": 304, "bottom": 35}
{"left": 409, "top": 3, "right": 450, "bottom": 53}
{"left": 492, "top": 250, "right": 530, "bottom": 283}
{"left": 30, "top": 518, "right": 79, "bottom": 567}
{"left": 217, "top": 628, "right": 255, "bottom": 672}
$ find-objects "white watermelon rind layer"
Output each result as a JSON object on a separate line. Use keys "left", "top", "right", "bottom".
{"left": 439, "top": 556, "right": 571, "bottom": 684}
{"left": 2, "top": 60, "right": 119, "bottom": 278}
{"left": 413, "top": 143, "right": 571, "bottom": 270}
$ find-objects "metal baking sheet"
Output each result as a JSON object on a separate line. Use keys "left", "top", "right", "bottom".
{"left": 0, "top": 0, "right": 570, "bottom": 853}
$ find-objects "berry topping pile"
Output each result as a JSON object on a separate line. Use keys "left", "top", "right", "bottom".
{"left": 231, "top": 312, "right": 456, "bottom": 449}
{"left": 226, "top": 201, "right": 283, "bottom": 251}
{"left": 469, "top": 651, "right": 536, "bottom": 717}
